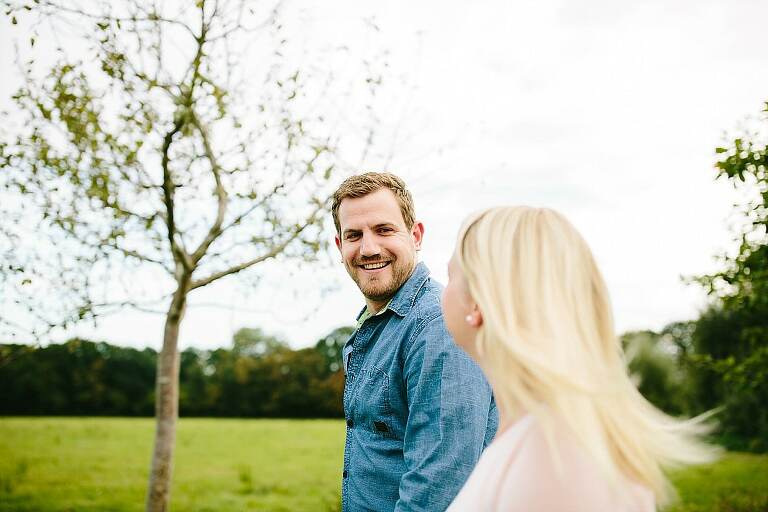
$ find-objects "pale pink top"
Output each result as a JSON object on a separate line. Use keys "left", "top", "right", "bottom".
{"left": 447, "top": 414, "right": 656, "bottom": 512}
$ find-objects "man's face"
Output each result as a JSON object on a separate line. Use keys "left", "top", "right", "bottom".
{"left": 335, "top": 188, "right": 424, "bottom": 310}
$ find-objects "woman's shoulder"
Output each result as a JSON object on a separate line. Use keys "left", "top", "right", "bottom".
{"left": 449, "top": 413, "right": 655, "bottom": 511}
{"left": 493, "top": 414, "right": 655, "bottom": 512}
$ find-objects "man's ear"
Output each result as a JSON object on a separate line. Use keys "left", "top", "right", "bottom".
{"left": 335, "top": 235, "right": 342, "bottom": 253}
{"left": 411, "top": 221, "right": 425, "bottom": 250}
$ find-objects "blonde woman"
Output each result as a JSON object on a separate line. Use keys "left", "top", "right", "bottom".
{"left": 442, "top": 206, "right": 717, "bottom": 511}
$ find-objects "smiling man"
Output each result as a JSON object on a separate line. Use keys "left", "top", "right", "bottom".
{"left": 332, "top": 172, "right": 497, "bottom": 512}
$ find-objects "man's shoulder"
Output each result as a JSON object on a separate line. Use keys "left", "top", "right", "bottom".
{"left": 406, "top": 276, "right": 444, "bottom": 323}
{"left": 396, "top": 277, "right": 456, "bottom": 358}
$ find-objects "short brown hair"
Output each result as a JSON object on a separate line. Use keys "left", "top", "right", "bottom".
{"left": 332, "top": 172, "right": 416, "bottom": 235}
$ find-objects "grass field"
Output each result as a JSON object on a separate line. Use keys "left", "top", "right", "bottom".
{"left": 0, "top": 417, "right": 766, "bottom": 511}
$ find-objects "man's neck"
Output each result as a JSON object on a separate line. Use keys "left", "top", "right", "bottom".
{"left": 365, "top": 298, "right": 390, "bottom": 314}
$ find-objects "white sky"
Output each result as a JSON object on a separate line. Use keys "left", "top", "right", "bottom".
{"left": 2, "top": 0, "right": 767, "bottom": 350}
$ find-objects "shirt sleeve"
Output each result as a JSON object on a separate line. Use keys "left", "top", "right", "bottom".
{"left": 395, "top": 314, "right": 497, "bottom": 512}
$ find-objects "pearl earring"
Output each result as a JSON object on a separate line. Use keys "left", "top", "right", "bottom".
{"left": 465, "top": 315, "right": 473, "bottom": 323}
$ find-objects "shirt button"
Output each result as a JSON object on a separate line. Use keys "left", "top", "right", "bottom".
{"left": 343, "top": 470, "right": 348, "bottom": 478}
{"left": 346, "top": 419, "right": 353, "bottom": 428}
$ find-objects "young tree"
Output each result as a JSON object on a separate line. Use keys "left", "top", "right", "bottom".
{"left": 0, "top": 1, "right": 386, "bottom": 509}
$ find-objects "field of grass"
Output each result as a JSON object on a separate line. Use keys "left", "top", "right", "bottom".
{"left": 0, "top": 418, "right": 344, "bottom": 511}
{"left": 1, "top": 417, "right": 766, "bottom": 511}
{"left": 669, "top": 452, "right": 768, "bottom": 512}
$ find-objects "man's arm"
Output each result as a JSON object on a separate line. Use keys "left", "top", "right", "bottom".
{"left": 395, "top": 314, "right": 497, "bottom": 512}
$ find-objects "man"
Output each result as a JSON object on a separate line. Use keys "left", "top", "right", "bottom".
{"left": 332, "top": 172, "right": 497, "bottom": 512}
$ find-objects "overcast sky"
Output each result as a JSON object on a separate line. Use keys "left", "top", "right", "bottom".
{"left": 2, "top": 0, "right": 767, "bottom": 349}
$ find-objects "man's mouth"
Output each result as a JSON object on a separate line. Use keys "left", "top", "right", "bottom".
{"left": 358, "top": 261, "right": 391, "bottom": 271}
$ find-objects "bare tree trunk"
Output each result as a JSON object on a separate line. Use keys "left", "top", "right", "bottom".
{"left": 146, "top": 276, "right": 190, "bottom": 512}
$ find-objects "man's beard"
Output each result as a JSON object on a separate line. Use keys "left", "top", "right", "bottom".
{"left": 350, "top": 257, "right": 415, "bottom": 305}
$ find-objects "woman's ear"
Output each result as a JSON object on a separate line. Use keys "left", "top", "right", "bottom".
{"left": 465, "top": 305, "right": 483, "bottom": 328}
{"left": 474, "top": 305, "right": 484, "bottom": 328}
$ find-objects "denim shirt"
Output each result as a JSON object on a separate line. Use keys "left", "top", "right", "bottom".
{"left": 342, "top": 262, "right": 498, "bottom": 512}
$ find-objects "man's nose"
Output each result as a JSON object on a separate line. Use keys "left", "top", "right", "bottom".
{"left": 360, "top": 234, "right": 381, "bottom": 257}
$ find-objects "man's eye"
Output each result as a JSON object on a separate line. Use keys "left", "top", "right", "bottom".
{"left": 379, "top": 227, "right": 393, "bottom": 233}
{"left": 346, "top": 233, "right": 361, "bottom": 241}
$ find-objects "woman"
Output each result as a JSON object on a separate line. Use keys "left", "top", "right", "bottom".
{"left": 443, "top": 206, "right": 717, "bottom": 511}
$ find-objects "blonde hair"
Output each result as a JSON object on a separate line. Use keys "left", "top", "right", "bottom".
{"left": 456, "top": 206, "right": 717, "bottom": 507}
{"left": 331, "top": 172, "right": 415, "bottom": 235}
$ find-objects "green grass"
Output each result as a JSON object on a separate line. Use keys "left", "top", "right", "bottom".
{"left": 0, "top": 418, "right": 766, "bottom": 511}
{"left": 0, "top": 417, "right": 344, "bottom": 511}
{"left": 668, "top": 452, "right": 768, "bottom": 512}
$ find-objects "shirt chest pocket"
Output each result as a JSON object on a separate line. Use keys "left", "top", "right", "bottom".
{"left": 351, "top": 366, "right": 398, "bottom": 437}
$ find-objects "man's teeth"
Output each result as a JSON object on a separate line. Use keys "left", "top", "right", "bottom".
{"left": 362, "top": 262, "right": 388, "bottom": 270}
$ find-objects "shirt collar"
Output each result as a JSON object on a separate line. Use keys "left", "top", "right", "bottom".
{"left": 355, "top": 298, "right": 393, "bottom": 329}
{"left": 388, "top": 262, "right": 431, "bottom": 317}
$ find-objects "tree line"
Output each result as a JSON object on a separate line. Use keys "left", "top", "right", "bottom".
{"left": 0, "top": 326, "right": 353, "bottom": 419}
{"left": 2, "top": 310, "right": 765, "bottom": 453}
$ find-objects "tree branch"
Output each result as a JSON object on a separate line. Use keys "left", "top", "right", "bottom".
{"left": 97, "top": 242, "right": 172, "bottom": 273}
{"left": 206, "top": 0, "right": 283, "bottom": 41}
{"left": 189, "top": 203, "right": 325, "bottom": 291}
{"left": 91, "top": 297, "right": 170, "bottom": 316}
{"left": 161, "top": 117, "right": 192, "bottom": 272}
{"left": 28, "top": 0, "right": 197, "bottom": 38}
{"left": 221, "top": 182, "right": 286, "bottom": 232}
{"left": 189, "top": 108, "right": 228, "bottom": 264}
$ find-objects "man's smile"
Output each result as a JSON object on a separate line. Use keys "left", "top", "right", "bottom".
{"left": 358, "top": 261, "right": 392, "bottom": 272}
